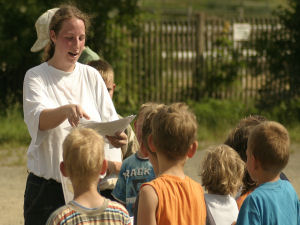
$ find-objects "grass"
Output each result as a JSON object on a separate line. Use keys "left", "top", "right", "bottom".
{"left": 0, "top": 103, "right": 30, "bottom": 148}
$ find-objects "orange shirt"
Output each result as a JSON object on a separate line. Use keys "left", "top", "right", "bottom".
{"left": 143, "top": 174, "right": 206, "bottom": 225}
{"left": 236, "top": 190, "right": 253, "bottom": 210}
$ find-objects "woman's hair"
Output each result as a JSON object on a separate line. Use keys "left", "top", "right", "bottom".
{"left": 200, "top": 144, "right": 245, "bottom": 196}
{"left": 43, "top": 4, "right": 90, "bottom": 62}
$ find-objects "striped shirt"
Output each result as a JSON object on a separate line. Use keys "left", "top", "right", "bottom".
{"left": 46, "top": 198, "right": 131, "bottom": 225}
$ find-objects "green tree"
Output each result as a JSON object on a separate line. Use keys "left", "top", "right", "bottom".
{"left": 0, "top": 0, "right": 140, "bottom": 110}
{"left": 255, "top": 0, "right": 299, "bottom": 112}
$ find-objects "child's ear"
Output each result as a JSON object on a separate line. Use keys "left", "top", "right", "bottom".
{"left": 187, "top": 141, "right": 198, "bottom": 158}
{"left": 60, "top": 161, "right": 68, "bottom": 177}
{"left": 252, "top": 155, "right": 261, "bottom": 170}
{"left": 100, "top": 160, "right": 108, "bottom": 175}
{"left": 148, "top": 134, "right": 157, "bottom": 153}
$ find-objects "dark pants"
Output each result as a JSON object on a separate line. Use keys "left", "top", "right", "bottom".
{"left": 24, "top": 173, "right": 65, "bottom": 225}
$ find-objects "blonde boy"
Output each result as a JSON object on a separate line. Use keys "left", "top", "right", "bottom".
{"left": 137, "top": 103, "right": 207, "bottom": 225}
{"left": 88, "top": 59, "right": 116, "bottom": 99}
{"left": 112, "top": 103, "right": 156, "bottom": 217}
{"left": 201, "top": 144, "right": 245, "bottom": 225}
{"left": 46, "top": 128, "right": 131, "bottom": 225}
{"left": 236, "top": 121, "right": 300, "bottom": 225}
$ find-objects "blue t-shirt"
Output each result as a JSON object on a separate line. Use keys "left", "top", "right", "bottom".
{"left": 236, "top": 179, "right": 300, "bottom": 225}
{"left": 112, "top": 153, "right": 155, "bottom": 216}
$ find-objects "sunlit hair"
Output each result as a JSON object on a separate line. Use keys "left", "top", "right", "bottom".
{"left": 141, "top": 103, "right": 165, "bottom": 154}
{"left": 224, "top": 115, "right": 267, "bottom": 194}
{"left": 43, "top": 4, "right": 90, "bottom": 62}
{"left": 200, "top": 144, "right": 245, "bottom": 196}
{"left": 62, "top": 128, "right": 104, "bottom": 183}
{"left": 88, "top": 59, "right": 114, "bottom": 85}
{"left": 135, "top": 102, "right": 162, "bottom": 143}
{"left": 151, "top": 102, "right": 198, "bottom": 160}
{"left": 248, "top": 121, "right": 290, "bottom": 174}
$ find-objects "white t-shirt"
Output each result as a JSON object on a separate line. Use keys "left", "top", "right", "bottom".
{"left": 205, "top": 193, "right": 239, "bottom": 225}
{"left": 23, "top": 62, "right": 122, "bottom": 183}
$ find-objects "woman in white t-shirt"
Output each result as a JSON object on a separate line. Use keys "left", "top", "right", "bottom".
{"left": 23, "top": 5, "right": 127, "bottom": 225}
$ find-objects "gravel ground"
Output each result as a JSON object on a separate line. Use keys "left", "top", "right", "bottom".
{"left": 0, "top": 146, "right": 299, "bottom": 225}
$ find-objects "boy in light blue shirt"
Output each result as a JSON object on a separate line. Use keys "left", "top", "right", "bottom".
{"left": 236, "top": 121, "right": 300, "bottom": 225}
{"left": 112, "top": 103, "right": 157, "bottom": 216}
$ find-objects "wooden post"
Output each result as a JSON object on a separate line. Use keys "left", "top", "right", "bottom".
{"left": 195, "top": 13, "right": 205, "bottom": 100}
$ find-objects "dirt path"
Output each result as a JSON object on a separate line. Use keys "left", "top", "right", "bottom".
{"left": 0, "top": 148, "right": 299, "bottom": 225}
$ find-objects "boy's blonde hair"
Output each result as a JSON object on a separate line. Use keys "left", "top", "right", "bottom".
{"left": 151, "top": 102, "right": 198, "bottom": 160}
{"left": 248, "top": 121, "right": 290, "bottom": 174}
{"left": 63, "top": 128, "right": 104, "bottom": 183}
{"left": 88, "top": 59, "right": 114, "bottom": 84}
{"left": 136, "top": 102, "right": 162, "bottom": 142}
{"left": 141, "top": 103, "right": 165, "bottom": 153}
{"left": 200, "top": 144, "right": 245, "bottom": 195}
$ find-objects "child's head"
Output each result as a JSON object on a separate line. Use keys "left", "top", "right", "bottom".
{"left": 247, "top": 121, "right": 290, "bottom": 178}
{"left": 62, "top": 128, "right": 106, "bottom": 185}
{"left": 88, "top": 59, "right": 115, "bottom": 99}
{"left": 224, "top": 115, "right": 267, "bottom": 194}
{"left": 200, "top": 144, "right": 245, "bottom": 196}
{"left": 141, "top": 103, "right": 165, "bottom": 174}
{"left": 135, "top": 103, "right": 161, "bottom": 145}
{"left": 225, "top": 115, "right": 267, "bottom": 161}
{"left": 151, "top": 102, "right": 198, "bottom": 161}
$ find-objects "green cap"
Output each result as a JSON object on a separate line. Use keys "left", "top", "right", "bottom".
{"left": 78, "top": 46, "right": 100, "bottom": 64}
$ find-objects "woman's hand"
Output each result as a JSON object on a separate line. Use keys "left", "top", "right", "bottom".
{"left": 39, "top": 104, "right": 90, "bottom": 131}
{"left": 65, "top": 104, "right": 90, "bottom": 127}
{"left": 106, "top": 131, "right": 128, "bottom": 148}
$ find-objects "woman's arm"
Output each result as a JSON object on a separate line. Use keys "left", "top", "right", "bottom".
{"left": 137, "top": 185, "right": 158, "bottom": 225}
{"left": 39, "top": 104, "right": 90, "bottom": 130}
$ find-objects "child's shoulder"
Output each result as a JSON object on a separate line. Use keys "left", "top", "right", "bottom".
{"left": 106, "top": 199, "right": 130, "bottom": 214}
{"left": 45, "top": 204, "right": 74, "bottom": 225}
{"left": 122, "top": 152, "right": 138, "bottom": 165}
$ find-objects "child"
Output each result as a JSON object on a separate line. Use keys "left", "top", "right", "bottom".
{"left": 137, "top": 103, "right": 207, "bottom": 225}
{"left": 88, "top": 59, "right": 139, "bottom": 200}
{"left": 236, "top": 121, "right": 300, "bottom": 225}
{"left": 224, "top": 115, "right": 289, "bottom": 209}
{"left": 200, "top": 144, "right": 245, "bottom": 225}
{"left": 132, "top": 103, "right": 164, "bottom": 225}
{"left": 88, "top": 59, "right": 139, "bottom": 159}
{"left": 46, "top": 128, "right": 131, "bottom": 225}
{"left": 112, "top": 103, "right": 156, "bottom": 217}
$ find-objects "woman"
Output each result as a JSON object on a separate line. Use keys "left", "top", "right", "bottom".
{"left": 23, "top": 5, "right": 127, "bottom": 225}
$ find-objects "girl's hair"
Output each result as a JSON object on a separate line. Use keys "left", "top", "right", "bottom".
{"left": 200, "top": 144, "right": 245, "bottom": 196}
{"left": 224, "top": 115, "right": 267, "bottom": 194}
{"left": 42, "top": 4, "right": 90, "bottom": 62}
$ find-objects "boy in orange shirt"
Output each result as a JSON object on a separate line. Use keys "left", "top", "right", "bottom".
{"left": 137, "top": 103, "right": 206, "bottom": 225}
